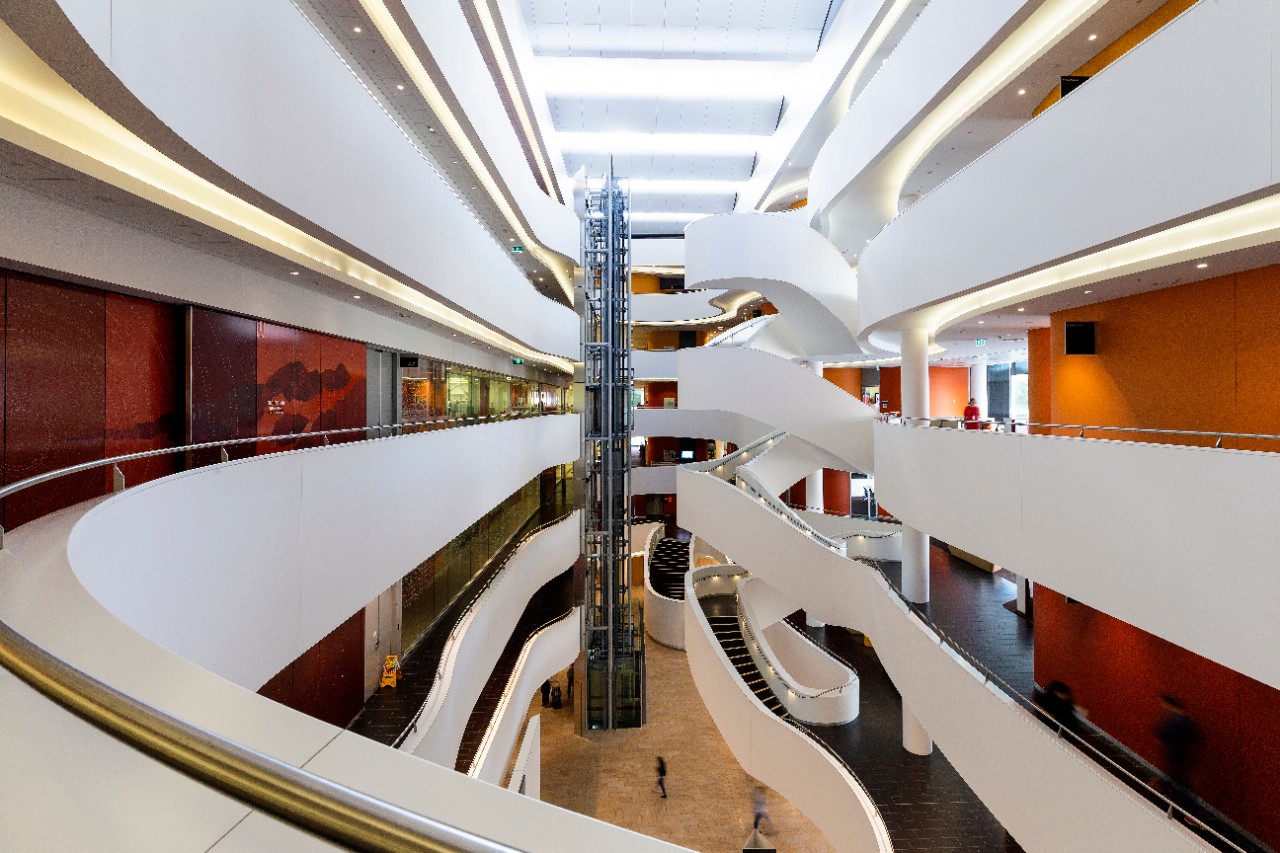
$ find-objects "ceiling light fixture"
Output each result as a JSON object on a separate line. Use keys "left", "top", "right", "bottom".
{"left": 1196, "top": 262, "right": 1209, "bottom": 269}
{"left": 1018, "top": 88, "right": 1027, "bottom": 95}
{"left": 1088, "top": 33, "right": 1098, "bottom": 41}
{"left": 1017, "top": 307, "right": 1025, "bottom": 312}
{"left": 353, "top": 294, "right": 361, "bottom": 299}
{"left": 289, "top": 270, "right": 299, "bottom": 275}
{"left": 396, "top": 84, "right": 405, "bottom": 90}
{"left": 353, "top": 26, "right": 362, "bottom": 33}
{"left": 1084, "top": 290, "right": 1093, "bottom": 294}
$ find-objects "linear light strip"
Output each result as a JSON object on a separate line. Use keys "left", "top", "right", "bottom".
{"left": 921, "top": 192, "right": 1280, "bottom": 336}
{"left": 0, "top": 23, "right": 573, "bottom": 373}
{"left": 469, "top": 0, "right": 560, "bottom": 202}
{"left": 359, "top": 0, "right": 574, "bottom": 302}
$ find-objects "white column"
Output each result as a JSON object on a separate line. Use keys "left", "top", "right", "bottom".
{"left": 899, "top": 330, "right": 930, "bottom": 604}
{"left": 902, "top": 702, "right": 933, "bottom": 755}
{"left": 969, "top": 358, "right": 988, "bottom": 423}
{"left": 805, "top": 360, "right": 825, "bottom": 514}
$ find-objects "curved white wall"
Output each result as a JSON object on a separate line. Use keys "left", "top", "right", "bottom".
{"left": 70, "top": 415, "right": 580, "bottom": 689}
{"left": 633, "top": 407, "right": 773, "bottom": 448}
{"left": 403, "top": 514, "right": 580, "bottom": 766}
{"left": 797, "top": 510, "right": 902, "bottom": 562}
{"left": 685, "top": 214, "right": 860, "bottom": 358}
{"left": 679, "top": 346, "right": 876, "bottom": 474}
{"left": 643, "top": 529, "right": 686, "bottom": 651}
{"left": 678, "top": 466, "right": 1214, "bottom": 853}
{"left": 685, "top": 568, "right": 891, "bottom": 853}
{"left": 633, "top": 290, "right": 731, "bottom": 323}
{"left": 857, "top": 0, "right": 1280, "bottom": 335}
{"left": 47, "top": 0, "right": 578, "bottom": 358}
{"left": 875, "top": 422, "right": 1280, "bottom": 692}
{"left": 811, "top": 0, "right": 1042, "bottom": 251}
{"left": 471, "top": 608, "right": 580, "bottom": 784}
{"left": 633, "top": 349, "right": 679, "bottom": 380}
{"left": 632, "top": 464, "right": 678, "bottom": 496}
{"left": 0, "top": 461, "right": 683, "bottom": 852}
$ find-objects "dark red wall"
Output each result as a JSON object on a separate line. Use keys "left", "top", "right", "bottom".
{"left": 191, "top": 308, "right": 257, "bottom": 463}
{"left": 1035, "top": 586, "right": 1280, "bottom": 848}
{"left": 822, "top": 469, "right": 850, "bottom": 515}
{"left": 257, "top": 609, "right": 366, "bottom": 727}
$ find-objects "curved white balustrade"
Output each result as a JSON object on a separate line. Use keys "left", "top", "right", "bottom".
{"left": 632, "top": 465, "right": 678, "bottom": 496}
{"left": 739, "top": 577, "right": 859, "bottom": 726}
{"left": 875, "top": 422, "right": 1280, "bottom": 692}
{"left": 796, "top": 509, "right": 902, "bottom": 562}
{"left": 738, "top": 433, "right": 854, "bottom": 496}
{"left": 0, "top": 450, "right": 685, "bottom": 851}
{"left": 402, "top": 514, "right": 580, "bottom": 765}
{"left": 29, "top": 2, "right": 578, "bottom": 359}
{"left": 73, "top": 415, "right": 579, "bottom": 689}
{"left": 684, "top": 566, "right": 892, "bottom": 853}
{"left": 678, "top": 465, "right": 1214, "bottom": 853}
{"left": 857, "top": 0, "right": 1279, "bottom": 339}
{"left": 679, "top": 346, "right": 876, "bottom": 474}
{"left": 809, "top": 0, "right": 1090, "bottom": 256}
{"left": 685, "top": 214, "right": 860, "bottom": 358}
{"left": 508, "top": 715, "right": 541, "bottom": 797}
{"left": 632, "top": 237, "right": 685, "bottom": 269}
{"left": 633, "top": 290, "right": 733, "bottom": 324}
{"left": 633, "top": 349, "right": 679, "bottom": 380}
{"left": 633, "top": 407, "right": 774, "bottom": 449}
{"left": 643, "top": 526, "right": 685, "bottom": 651}
{"left": 469, "top": 608, "right": 580, "bottom": 785}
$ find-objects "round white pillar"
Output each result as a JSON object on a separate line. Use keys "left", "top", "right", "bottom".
{"left": 805, "top": 360, "right": 826, "bottom": 513}
{"left": 969, "top": 359, "right": 988, "bottom": 423}
{"left": 900, "top": 329, "right": 930, "bottom": 422}
{"left": 900, "top": 524, "right": 930, "bottom": 603}
{"left": 902, "top": 702, "right": 933, "bottom": 755}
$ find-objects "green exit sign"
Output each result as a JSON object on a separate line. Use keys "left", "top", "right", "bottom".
{"left": 512, "top": 357, "right": 525, "bottom": 365}
{"left": 975, "top": 338, "right": 987, "bottom": 347}
{"left": 510, "top": 245, "right": 525, "bottom": 253}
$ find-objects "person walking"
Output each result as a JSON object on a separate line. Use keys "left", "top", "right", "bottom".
{"left": 540, "top": 679, "right": 551, "bottom": 707}
{"left": 655, "top": 756, "right": 667, "bottom": 798}
{"left": 1154, "top": 694, "right": 1199, "bottom": 820}
{"left": 566, "top": 665, "right": 574, "bottom": 702}
{"left": 1036, "top": 680, "right": 1082, "bottom": 736}
{"left": 752, "top": 787, "right": 769, "bottom": 832}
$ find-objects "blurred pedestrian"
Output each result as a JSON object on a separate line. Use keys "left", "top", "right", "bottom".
{"left": 655, "top": 756, "right": 667, "bottom": 798}
{"left": 567, "top": 665, "right": 574, "bottom": 702}
{"left": 1036, "top": 680, "right": 1081, "bottom": 736}
{"left": 1154, "top": 694, "right": 1199, "bottom": 820}
{"left": 540, "top": 679, "right": 551, "bottom": 707}
{"left": 752, "top": 787, "right": 770, "bottom": 832}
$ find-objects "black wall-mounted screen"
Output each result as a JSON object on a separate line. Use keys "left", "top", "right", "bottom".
{"left": 1064, "top": 321, "right": 1096, "bottom": 355}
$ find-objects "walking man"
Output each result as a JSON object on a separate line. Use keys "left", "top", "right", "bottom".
{"left": 655, "top": 756, "right": 667, "bottom": 798}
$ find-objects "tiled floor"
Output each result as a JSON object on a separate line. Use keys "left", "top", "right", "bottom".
{"left": 530, "top": 642, "right": 835, "bottom": 853}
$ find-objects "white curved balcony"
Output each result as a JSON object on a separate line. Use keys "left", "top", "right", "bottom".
{"left": 633, "top": 290, "right": 733, "bottom": 324}
{"left": 857, "top": 0, "right": 1280, "bottom": 340}
{"left": 632, "top": 349, "right": 679, "bottom": 380}
{"left": 685, "top": 214, "right": 860, "bottom": 359}
{"left": 17, "top": 3, "right": 577, "bottom": 359}
{"left": 678, "top": 346, "right": 876, "bottom": 474}
{"left": 631, "top": 464, "right": 678, "bottom": 496}
{"left": 809, "top": 0, "right": 1093, "bottom": 257}
{"left": 468, "top": 608, "right": 581, "bottom": 785}
{"left": 402, "top": 513, "right": 580, "bottom": 765}
{"left": 795, "top": 509, "right": 902, "bottom": 562}
{"left": 684, "top": 565, "right": 892, "bottom": 853}
{"left": 633, "top": 406, "right": 773, "bottom": 449}
{"left": 874, "top": 421, "right": 1280, "bottom": 692}
{"left": 678, "top": 464, "right": 1214, "bottom": 853}
{"left": 642, "top": 526, "right": 685, "bottom": 651}
{"left": 0, "top": 417, "right": 692, "bottom": 851}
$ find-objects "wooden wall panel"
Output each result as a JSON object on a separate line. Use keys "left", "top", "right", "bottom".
{"left": 190, "top": 308, "right": 257, "bottom": 463}
{"left": 4, "top": 274, "right": 105, "bottom": 529}
{"left": 105, "top": 293, "right": 183, "bottom": 488}
{"left": 319, "top": 335, "right": 367, "bottom": 439}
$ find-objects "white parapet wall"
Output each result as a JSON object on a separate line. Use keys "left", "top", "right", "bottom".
{"left": 643, "top": 525, "right": 685, "bottom": 650}
{"left": 679, "top": 464, "right": 1216, "bottom": 853}
{"left": 685, "top": 566, "right": 892, "bottom": 853}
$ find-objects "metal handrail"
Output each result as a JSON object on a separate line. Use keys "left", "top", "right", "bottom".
{"left": 847, "top": 556, "right": 1251, "bottom": 853}
{"left": 892, "top": 415, "right": 1280, "bottom": 447}
{"left": 735, "top": 587, "right": 854, "bottom": 702}
{"left": 394, "top": 512, "right": 575, "bottom": 750}
{"left": 0, "top": 410, "right": 564, "bottom": 851}
{"left": 735, "top": 470, "right": 847, "bottom": 555}
{"left": 0, "top": 409, "right": 553, "bottom": 549}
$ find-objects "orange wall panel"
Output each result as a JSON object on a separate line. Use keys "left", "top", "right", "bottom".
{"left": 1027, "top": 327, "right": 1052, "bottom": 431}
{"left": 875, "top": 366, "right": 967, "bottom": 416}
{"left": 823, "top": 367, "right": 862, "bottom": 397}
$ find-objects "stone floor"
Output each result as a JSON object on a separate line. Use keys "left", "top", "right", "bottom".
{"left": 526, "top": 643, "right": 835, "bottom": 853}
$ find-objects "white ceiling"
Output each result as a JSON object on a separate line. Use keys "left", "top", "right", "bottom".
{"left": 516, "top": 0, "right": 842, "bottom": 236}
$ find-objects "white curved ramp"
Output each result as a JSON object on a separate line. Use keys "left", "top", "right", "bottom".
{"left": 679, "top": 346, "right": 876, "bottom": 474}
{"left": 633, "top": 290, "right": 733, "bottom": 323}
{"left": 678, "top": 466, "right": 1213, "bottom": 853}
{"left": 633, "top": 407, "right": 773, "bottom": 449}
{"left": 685, "top": 214, "right": 861, "bottom": 358}
{"left": 875, "top": 422, "right": 1280, "bottom": 692}
{"left": 685, "top": 566, "right": 891, "bottom": 853}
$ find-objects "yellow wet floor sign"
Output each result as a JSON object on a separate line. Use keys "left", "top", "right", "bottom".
{"left": 380, "top": 654, "right": 401, "bottom": 688}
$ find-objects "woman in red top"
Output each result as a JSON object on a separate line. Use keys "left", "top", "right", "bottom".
{"left": 963, "top": 398, "right": 981, "bottom": 430}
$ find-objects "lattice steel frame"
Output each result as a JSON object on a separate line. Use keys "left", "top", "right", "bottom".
{"left": 579, "top": 172, "right": 643, "bottom": 730}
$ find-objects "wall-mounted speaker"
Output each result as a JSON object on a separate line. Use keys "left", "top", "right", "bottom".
{"left": 1064, "top": 321, "right": 1096, "bottom": 355}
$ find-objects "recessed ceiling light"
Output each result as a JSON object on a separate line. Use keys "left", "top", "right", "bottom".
{"left": 289, "top": 270, "right": 299, "bottom": 276}
{"left": 1196, "top": 262, "right": 1209, "bottom": 269}
{"left": 1084, "top": 290, "right": 1093, "bottom": 294}
{"left": 353, "top": 294, "right": 361, "bottom": 299}
{"left": 1087, "top": 33, "right": 1098, "bottom": 41}
{"left": 396, "top": 84, "right": 405, "bottom": 91}
{"left": 353, "top": 26, "right": 362, "bottom": 33}
{"left": 1017, "top": 88, "right": 1026, "bottom": 96}
{"left": 427, "top": 126, "right": 437, "bottom": 133}
{"left": 978, "top": 320, "right": 985, "bottom": 325}
{"left": 1017, "top": 307, "right": 1025, "bottom": 312}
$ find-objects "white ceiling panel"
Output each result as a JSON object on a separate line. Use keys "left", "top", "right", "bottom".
{"left": 565, "top": 152, "right": 756, "bottom": 183}
{"left": 549, "top": 96, "right": 781, "bottom": 136}
{"left": 629, "top": 191, "right": 737, "bottom": 214}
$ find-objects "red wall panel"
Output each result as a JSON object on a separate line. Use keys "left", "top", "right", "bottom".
{"left": 1035, "top": 586, "right": 1280, "bottom": 848}
{"left": 190, "top": 308, "right": 257, "bottom": 463}
{"left": 4, "top": 274, "right": 105, "bottom": 529}
{"left": 319, "top": 335, "right": 366, "bottom": 440}
{"left": 258, "top": 608, "right": 366, "bottom": 728}
{"left": 822, "top": 469, "right": 850, "bottom": 515}
{"left": 105, "top": 293, "right": 183, "bottom": 488}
